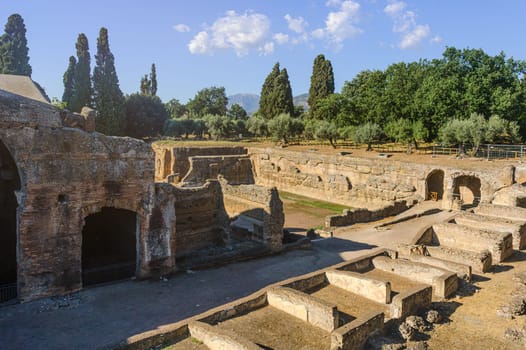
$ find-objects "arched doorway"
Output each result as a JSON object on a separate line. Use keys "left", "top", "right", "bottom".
{"left": 426, "top": 170, "right": 444, "bottom": 201}
{"left": 453, "top": 175, "right": 481, "bottom": 207}
{"left": 82, "top": 207, "right": 137, "bottom": 286}
{"left": 0, "top": 140, "right": 20, "bottom": 302}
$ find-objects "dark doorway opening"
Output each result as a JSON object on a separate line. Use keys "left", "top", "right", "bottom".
{"left": 453, "top": 175, "right": 481, "bottom": 208}
{"left": 0, "top": 140, "right": 20, "bottom": 303}
{"left": 82, "top": 207, "right": 137, "bottom": 286}
{"left": 426, "top": 170, "right": 444, "bottom": 201}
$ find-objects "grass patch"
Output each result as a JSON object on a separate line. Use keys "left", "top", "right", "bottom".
{"left": 279, "top": 191, "right": 350, "bottom": 213}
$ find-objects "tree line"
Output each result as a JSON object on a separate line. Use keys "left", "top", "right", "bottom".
{"left": 2, "top": 13, "right": 526, "bottom": 151}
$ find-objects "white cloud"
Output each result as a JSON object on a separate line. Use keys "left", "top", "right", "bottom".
{"left": 274, "top": 32, "right": 289, "bottom": 44}
{"left": 399, "top": 24, "right": 430, "bottom": 49}
{"left": 284, "top": 14, "right": 308, "bottom": 33}
{"left": 312, "top": 0, "right": 362, "bottom": 50}
{"left": 431, "top": 35, "right": 443, "bottom": 44}
{"left": 188, "top": 10, "right": 272, "bottom": 56}
{"left": 173, "top": 24, "right": 190, "bottom": 33}
{"left": 384, "top": 0, "right": 434, "bottom": 49}
{"left": 259, "top": 42, "right": 275, "bottom": 55}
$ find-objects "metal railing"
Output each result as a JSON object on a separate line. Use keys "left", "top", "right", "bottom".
{"left": 0, "top": 283, "right": 17, "bottom": 303}
{"left": 433, "top": 144, "right": 525, "bottom": 161}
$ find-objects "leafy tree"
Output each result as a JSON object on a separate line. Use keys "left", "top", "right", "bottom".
{"left": 308, "top": 54, "right": 334, "bottom": 116}
{"left": 247, "top": 115, "right": 269, "bottom": 137}
{"left": 486, "top": 115, "right": 521, "bottom": 143}
{"left": 165, "top": 98, "right": 186, "bottom": 118}
{"left": 139, "top": 63, "right": 157, "bottom": 96}
{"left": 353, "top": 122, "right": 382, "bottom": 151}
{"left": 124, "top": 93, "right": 168, "bottom": 138}
{"left": 227, "top": 103, "right": 248, "bottom": 120}
{"left": 93, "top": 27, "right": 126, "bottom": 135}
{"left": 187, "top": 86, "right": 228, "bottom": 118}
{"left": 140, "top": 74, "right": 151, "bottom": 95}
{"left": 313, "top": 120, "right": 339, "bottom": 148}
{"left": 311, "top": 93, "right": 348, "bottom": 126}
{"left": 61, "top": 56, "right": 76, "bottom": 109}
{"left": 384, "top": 119, "right": 429, "bottom": 154}
{"left": 163, "top": 118, "right": 185, "bottom": 137}
{"left": 70, "top": 33, "right": 92, "bottom": 113}
{"left": 275, "top": 68, "right": 294, "bottom": 117}
{"left": 259, "top": 62, "right": 280, "bottom": 119}
{"left": 267, "top": 113, "right": 302, "bottom": 144}
{"left": 204, "top": 114, "right": 233, "bottom": 140}
{"left": 0, "top": 14, "right": 31, "bottom": 76}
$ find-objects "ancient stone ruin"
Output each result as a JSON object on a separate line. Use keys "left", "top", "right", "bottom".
{"left": 4, "top": 79, "right": 526, "bottom": 348}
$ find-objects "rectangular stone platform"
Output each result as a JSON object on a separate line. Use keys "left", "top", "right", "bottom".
{"left": 457, "top": 211, "right": 526, "bottom": 250}
{"left": 432, "top": 223, "right": 513, "bottom": 263}
{"left": 326, "top": 270, "right": 391, "bottom": 304}
{"left": 372, "top": 256, "right": 458, "bottom": 298}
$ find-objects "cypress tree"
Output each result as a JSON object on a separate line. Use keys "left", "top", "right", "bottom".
{"left": 70, "top": 33, "right": 92, "bottom": 112}
{"left": 150, "top": 63, "right": 157, "bottom": 96}
{"left": 0, "top": 14, "right": 32, "bottom": 76}
{"left": 62, "top": 56, "right": 76, "bottom": 109}
{"left": 274, "top": 68, "right": 294, "bottom": 117}
{"left": 93, "top": 27, "right": 125, "bottom": 136}
{"left": 308, "top": 54, "right": 335, "bottom": 116}
{"left": 259, "top": 62, "right": 280, "bottom": 119}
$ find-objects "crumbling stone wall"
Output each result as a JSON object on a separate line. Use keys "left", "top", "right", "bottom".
{"left": 0, "top": 89, "right": 172, "bottom": 301}
{"left": 180, "top": 155, "right": 254, "bottom": 186}
{"left": 248, "top": 147, "right": 514, "bottom": 210}
{"left": 152, "top": 144, "right": 247, "bottom": 182}
{"left": 220, "top": 178, "right": 284, "bottom": 251}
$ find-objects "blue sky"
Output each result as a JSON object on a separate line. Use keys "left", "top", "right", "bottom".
{"left": 2, "top": 1, "right": 526, "bottom": 103}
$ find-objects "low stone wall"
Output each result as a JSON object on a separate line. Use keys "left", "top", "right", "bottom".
{"left": 326, "top": 270, "right": 391, "bottom": 304}
{"left": 155, "top": 180, "right": 228, "bottom": 258}
{"left": 396, "top": 246, "right": 471, "bottom": 280}
{"left": 426, "top": 246, "right": 492, "bottom": 274}
{"left": 432, "top": 223, "right": 513, "bottom": 263}
{"left": 454, "top": 212, "right": 526, "bottom": 250}
{"left": 220, "top": 178, "right": 284, "bottom": 252}
{"left": 188, "top": 321, "right": 260, "bottom": 350}
{"left": 475, "top": 203, "right": 526, "bottom": 222}
{"left": 390, "top": 285, "right": 433, "bottom": 319}
{"left": 180, "top": 155, "right": 254, "bottom": 186}
{"left": 331, "top": 311, "right": 384, "bottom": 350}
{"left": 325, "top": 199, "right": 417, "bottom": 227}
{"left": 267, "top": 286, "right": 339, "bottom": 332}
{"left": 152, "top": 144, "right": 247, "bottom": 182}
{"left": 372, "top": 256, "right": 457, "bottom": 298}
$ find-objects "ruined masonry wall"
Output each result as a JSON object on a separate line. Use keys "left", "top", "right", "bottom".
{"left": 220, "top": 178, "right": 284, "bottom": 251}
{"left": 0, "top": 90, "right": 167, "bottom": 301}
{"left": 152, "top": 144, "right": 247, "bottom": 182}
{"left": 248, "top": 147, "right": 514, "bottom": 210}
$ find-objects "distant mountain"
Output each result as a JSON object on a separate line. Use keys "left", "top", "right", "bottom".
{"left": 293, "top": 93, "right": 309, "bottom": 111}
{"left": 227, "top": 92, "right": 310, "bottom": 115}
{"left": 227, "top": 93, "right": 260, "bottom": 114}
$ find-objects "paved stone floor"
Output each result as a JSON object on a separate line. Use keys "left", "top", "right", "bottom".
{"left": 0, "top": 202, "right": 450, "bottom": 349}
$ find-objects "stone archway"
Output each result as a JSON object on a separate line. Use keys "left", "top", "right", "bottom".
{"left": 0, "top": 140, "right": 20, "bottom": 302}
{"left": 453, "top": 175, "right": 481, "bottom": 207}
{"left": 426, "top": 169, "right": 444, "bottom": 201}
{"left": 81, "top": 207, "right": 137, "bottom": 286}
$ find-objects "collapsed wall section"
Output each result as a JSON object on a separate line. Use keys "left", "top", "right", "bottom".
{"left": 220, "top": 178, "right": 284, "bottom": 251}
{"left": 152, "top": 144, "right": 247, "bottom": 182}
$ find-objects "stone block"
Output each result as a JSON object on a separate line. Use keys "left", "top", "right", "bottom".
{"left": 330, "top": 311, "right": 384, "bottom": 350}
{"left": 425, "top": 246, "right": 492, "bottom": 274}
{"left": 266, "top": 286, "right": 339, "bottom": 332}
{"left": 326, "top": 270, "right": 391, "bottom": 304}
{"left": 462, "top": 210, "right": 526, "bottom": 249}
{"left": 432, "top": 223, "right": 513, "bottom": 263}
{"left": 188, "top": 321, "right": 261, "bottom": 350}
{"left": 372, "top": 256, "right": 458, "bottom": 298}
{"left": 389, "top": 285, "right": 432, "bottom": 319}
